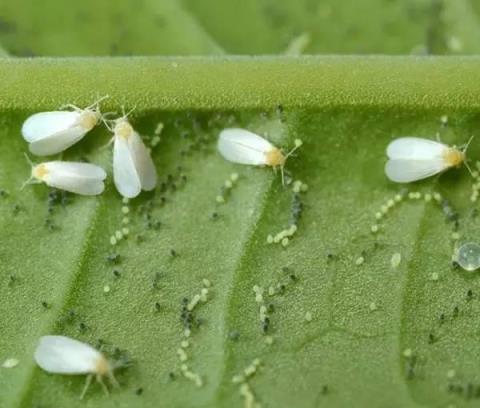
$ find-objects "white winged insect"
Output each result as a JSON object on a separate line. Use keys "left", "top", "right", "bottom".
{"left": 217, "top": 128, "right": 302, "bottom": 184}
{"left": 22, "top": 96, "right": 108, "bottom": 156}
{"left": 22, "top": 156, "right": 107, "bottom": 196}
{"left": 34, "top": 335, "right": 123, "bottom": 399}
{"left": 385, "top": 136, "right": 473, "bottom": 183}
{"left": 106, "top": 112, "right": 157, "bottom": 198}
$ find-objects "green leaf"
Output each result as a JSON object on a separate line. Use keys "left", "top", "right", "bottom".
{"left": 0, "top": 0, "right": 224, "bottom": 56}
{"left": 1, "top": 57, "right": 480, "bottom": 408}
{"left": 2, "top": 0, "right": 480, "bottom": 407}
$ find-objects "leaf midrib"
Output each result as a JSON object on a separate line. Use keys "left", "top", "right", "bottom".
{"left": 1, "top": 56, "right": 480, "bottom": 112}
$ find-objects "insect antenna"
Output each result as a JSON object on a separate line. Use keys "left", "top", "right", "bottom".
{"left": 464, "top": 160, "right": 474, "bottom": 178}
{"left": 121, "top": 105, "right": 137, "bottom": 120}
{"left": 279, "top": 140, "right": 303, "bottom": 186}
{"left": 462, "top": 135, "right": 475, "bottom": 154}
{"left": 87, "top": 95, "right": 110, "bottom": 111}
{"left": 284, "top": 139, "right": 303, "bottom": 160}
{"left": 100, "top": 114, "right": 116, "bottom": 132}
{"left": 462, "top": 135, "right": 475, "bottom": 178}
{"left": 20, "top": 153, "right": 37, "bottom": 190}
{"left": 58, "top": 103, "right": 82, "bottom": 112}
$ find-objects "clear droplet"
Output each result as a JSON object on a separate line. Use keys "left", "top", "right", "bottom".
{"left": 456, "top": 242, "right": 480, "bottom": 271}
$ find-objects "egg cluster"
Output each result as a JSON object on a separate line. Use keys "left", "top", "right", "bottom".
{"left": 22, "top": 104, "right": 480, "bottom": 404}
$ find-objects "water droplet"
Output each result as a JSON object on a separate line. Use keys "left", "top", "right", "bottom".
{"left": 455, "top": 242, "right": 480, "bottom": 271}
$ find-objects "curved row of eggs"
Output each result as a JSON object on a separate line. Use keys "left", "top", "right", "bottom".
{"left": 24, "top": 127, "right": 477, "bottom": 398}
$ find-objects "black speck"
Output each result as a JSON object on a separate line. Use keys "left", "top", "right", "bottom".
{"left": 228, "top": 330, "right": 240, "bottom": 341}
{"left": 106, "top": 253, "right": 120, "bottom": 264}
{"left": 453, "top": 306, "right": 459, "bottom": 318}
{"left": 406, "top": 365, "right": 415, "bottom": 380}
{"left": 155, "top": 302, "right": 161, "bottom": 311}
{"left": 135, "top": 387, "right": 143, "bottom": 396}
{"left": 12, "top": 203, "right": 21, "bottom": 215}
{"left": 441, "top": 199, "right": 459, "bottom": 223}
{"left": 152, "top": 273, "right": 162, "bottom": 289}
{"left": 466, "top": 383, "right": 474, "bottom": 399}
{"left": 8, "top": 274, "right": 17, "bottom": 286}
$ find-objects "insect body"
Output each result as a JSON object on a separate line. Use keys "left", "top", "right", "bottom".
{"left": 34, "top": 335, "right": 120, "bottom": 399}
{"left": 217, "top": 128, "right": 302, "bottom": 184}
{"left": 385, "top": 137, "right": 470, "bottom": 183}
{"left": 25, "top": 160, "right": 107, "bottom": 195}
{"left": 112, "top": 117, "right": 157, "bottom": 198}
{"left": 22, "top": 97, "right": 107, "bottom": 156}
